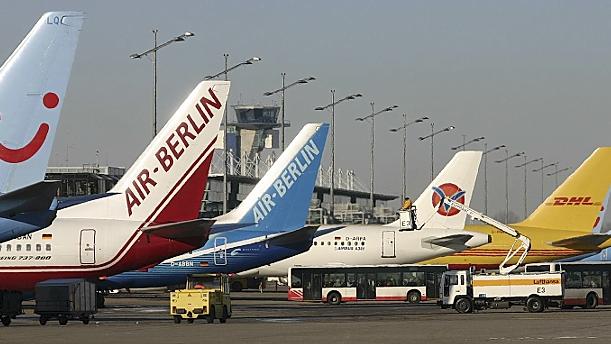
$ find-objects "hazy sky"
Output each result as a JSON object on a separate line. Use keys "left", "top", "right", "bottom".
{"left": 2, "top": 1, "right": 611, "bottom": 217}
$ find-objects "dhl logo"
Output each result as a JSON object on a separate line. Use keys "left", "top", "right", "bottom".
{"left": 548, "top": 196, "right": 600, "bottom": 206}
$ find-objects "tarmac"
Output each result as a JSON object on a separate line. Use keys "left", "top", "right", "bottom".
{"left": 1, "top": 292, "right": 611, "bottom": 344}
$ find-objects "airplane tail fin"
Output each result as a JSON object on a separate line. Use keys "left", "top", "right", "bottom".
{"left": 517, "top": 147, "right": 611, "bottom": 233}
{"left": 413, "top": 151, "right": 482, "bottom": 229}
{"left": 0, "top": 12, "right": 84, "bottom": 193}
{"left": 61, "top": 80, "right": 230, "bottom": 226}
{"left": 214, "top": 123, "right": 329, "bottom": 232}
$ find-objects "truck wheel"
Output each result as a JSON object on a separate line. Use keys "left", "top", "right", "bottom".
{"left": 455, "top": 297, "right": 473, "bottom": 314}
{"left": 407, "top": 290, "right": 421, "bottom": 304}
{"left": 59, "top": 316, "right": 68, "bottom": 325}
{"left": 81, "top": 315, "right": 90, "bottom": 325}
{"left": 187, "top": 318, "right": 194, "bottom": 324}
{"left": 1, "top": 316, "right": 11, "bottom": 326}
{"left": 39, "top": 316, "right": 48, "bottom": 326}
{"left": 173, "top": 315, "right": 181, "bottom": 324}
{"left": 327, "top": 291, "right": 342, "bottom": 305}
{"left": 526, "top": 296, "right": 544, "bottom": 313}
{"left": 585, "top": 293, "right": 598, "bottom": 309}
{"left": 220, "top": 306, "right": 228, "bottom": 323}
{"left": 206, "top": 306, "right": 215, "bottom": 323}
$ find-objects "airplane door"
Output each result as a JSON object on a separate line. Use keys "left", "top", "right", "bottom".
{"left": 214, "top": 237, "right": 227, "bottom": 265}
{"left": 381, "top": 231, "right": 396, "bottom": 258}
{"left": 79, "top": 229, "right": 96, "bottom": 264}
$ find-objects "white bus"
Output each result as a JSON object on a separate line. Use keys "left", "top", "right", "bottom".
{"left": 288, "top": 264, "right": 447, "bottom": 305}
{"left": 525, "top": 262, "right": 610, "bottom": 309}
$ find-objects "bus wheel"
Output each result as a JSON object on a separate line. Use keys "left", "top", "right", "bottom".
{"left": 173, "top": 315, "right": 181, "bottom": 324}
{"left": 585, "top": 293, "right": 598, "bottom": 309}
{"left": 219, "top": 306, "right": 228, "bottom": 323}
{"left": 327, "top": 292, "right": 342, "bottom": 306}
{"left": 455, "top": 297, "right": 473, "bottom": 314}
{"left": 407, "top": 290, "right": 421, "bottom": 304}
{"left": 526, "top": 296, "right": 544, "bottom": 313}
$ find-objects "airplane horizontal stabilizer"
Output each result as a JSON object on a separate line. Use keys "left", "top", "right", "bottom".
{"left": 422, "top": 233, "right": 475, "bottom": 247}
{"left": 267, "top": 225, "right": 321, "bottom": 248}
{"left": 140, "top": 218, "right": 215, "bottom": 246}
{"left": 314, "top": 226, "right": 346, "bottom": 238}
{"left": 550, "top": 234, "right": 611, "bottom": 251}
{"left": 0, "top": 180, "right": 59, "bottom": 216}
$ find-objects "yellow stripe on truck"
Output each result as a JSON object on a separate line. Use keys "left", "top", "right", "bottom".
{"left": 473, "top": 278, "right": 561, "bottom": 287}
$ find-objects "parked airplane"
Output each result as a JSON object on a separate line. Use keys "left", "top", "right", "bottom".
{"left": 423, "top": 147, "right": 611, "bottom": 269}
{"left": 0, "top": 12, "right": 84, "bottom": 242}
{"left": 98, "top": 123, "right": 330, "bottom": 289}
{"left": 242, "top": 151, "right": 491, "bottom": 278}
{"left": 0, "top": 80, "right": 230, "bottom": 291}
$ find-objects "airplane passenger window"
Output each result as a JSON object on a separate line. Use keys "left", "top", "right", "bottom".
{"left": 341, "top": 242, "right": 344, "bottom": 246}
{"left": 313, "top": 242, "right": 317, "bottom": 246}
{"left": 36, "top": 244, "right": 41, "bottom": 252}
{"left": 6, "top": 244, "right": 11, "bottom": 252}
{"left": 16, "top": 244, "right": 21, "bottom": 252}
{"left": 26, "top": 244, "right": 31, "bottom": 251}
{"left": 327, "top": 242, "right": 331, "bottom": 246}
{"left": 46, "top": 244, "right": 51, "bottom": 251}
{"left": 321, "top": 242, "right": 324, "bottom": 246}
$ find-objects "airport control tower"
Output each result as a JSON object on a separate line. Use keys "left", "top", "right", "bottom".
{"left": 226, "top": 105, "right": 286, "bottom": 174}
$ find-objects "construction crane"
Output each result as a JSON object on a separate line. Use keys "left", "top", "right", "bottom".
{"left": 441, "top": 196, "right": 531, "bottom": 274}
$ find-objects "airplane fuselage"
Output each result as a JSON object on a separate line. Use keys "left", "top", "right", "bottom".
{"left": 241, "top": 225, "right": 491, "bottom": 277}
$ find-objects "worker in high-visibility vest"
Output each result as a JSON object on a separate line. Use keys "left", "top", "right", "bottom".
{"left": 400, "top": 197, "right": 412, "bottom": 211}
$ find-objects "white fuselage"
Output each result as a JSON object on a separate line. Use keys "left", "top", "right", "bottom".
{"left": 241, "top": 224, "right": 490, "bottom": 277}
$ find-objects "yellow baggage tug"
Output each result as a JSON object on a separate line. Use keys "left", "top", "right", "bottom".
{"left": 170, "top": 274, "right": 232, "bottom": 324}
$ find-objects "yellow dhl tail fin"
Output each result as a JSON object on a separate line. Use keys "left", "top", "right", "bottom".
{"left": 517, "top": 147, "right": 611, "bottom": 233}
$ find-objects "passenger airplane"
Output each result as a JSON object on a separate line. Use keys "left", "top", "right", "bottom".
{"left": 0, "top": 12, "right": 84, "bottom": 242}
{"left": 0, "top": 80, "right": 230, "bottom": 291}
{"left": 99, "top": 123, "right": 331, "bottom": 289}
{"left": 242, "top": 151, "right": 492, "bottom": 278}
{"left": 423, "top": 147, "right": 611, "bottom": 269}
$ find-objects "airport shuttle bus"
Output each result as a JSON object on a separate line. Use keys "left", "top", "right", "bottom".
{"left": 525, "top": 262, "right": 611, "bottom": 308}
{"left": 288, "top": 264, "right": 447, "bottom": 305}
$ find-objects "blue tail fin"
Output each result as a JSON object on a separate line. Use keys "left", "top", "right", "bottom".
{"left": 214, "top": 123, "right": 328, "bottom": 232}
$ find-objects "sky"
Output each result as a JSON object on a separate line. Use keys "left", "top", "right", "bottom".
{"left": 1, "top": 0, "right": 611, "bottom": 217}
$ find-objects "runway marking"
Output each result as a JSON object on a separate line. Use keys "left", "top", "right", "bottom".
{"left": 256, "top": 318, "right": 302, "bottom": 323}
{"left": 488, "top": 336, "right": 598, "bottom": 341}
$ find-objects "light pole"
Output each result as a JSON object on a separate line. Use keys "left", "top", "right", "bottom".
{"left": 130, "top": 30, "right": 195, "bottom": 139}
{"left": 547, "top": 166, "right": 570, "bottom": 187}
{"left": 495, "top": 150, "right": 524, "bottom": 223}
{"left": 451, "top": 136, "right": 485, "bottom": 151}
{"left": 264, "top": 75, "right": 316, "bottom": 150}
{"left": 356, "top": 103, "right": 398, "bottom": 209}
{"left": 315, "top": 92, "right": 363, "bottom": 220}
{"left": 389, "top": 115, "right": 429, "bottom": 201}
{"left": 205, "top": 55, "right": 262, "bottom": 214}
{"left": 418, "top": 123, "right": 456, "bottom": 181}
{"left": 482, "top": 143, "right": 506, "bottom": 214}
{"left": 515, "top": 156, "right": 542, "bottom": 219}
{"left": 533, "top": 161, "right": 557, "bottom": 203}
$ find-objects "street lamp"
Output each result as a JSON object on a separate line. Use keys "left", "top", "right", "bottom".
{"left": 547, "top": 166, "right": 570, "bottom": 187}
{"left": 264, "top": 75, "right": 316, "bottom": 150}
{"left": 315, "top": 91, "right": 363, "bottom": 220}
{"left": 356, "top": 102, "right": 398, "bottom": 209}
{"left": 533, "top": 161, "right": 557, "bottom": 203}
{"left": 389, "top": 115, "right": 429, "bottom": 202}
{"left": 482, "top": 143, "right": 506, "bottom": 214}
{"left": 515, "top": 156, "right": 542, "bottom": 219}
{"left": 451, "top": 136, "right": 485, "bottom": 151}
{"left": 206, "top": 54, "right": 262, "bottom": 214}
{"left": 418, "top": 123, "right": 456, "bottom": 181}
{"left": 495, "top": 150, "right": 524, "bottom": 223}
{"left": 130, "top": 30, "right": 195, "bottom": 139}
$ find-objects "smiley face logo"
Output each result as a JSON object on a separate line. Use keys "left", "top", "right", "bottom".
{"left": 0, "top": 92, "right": 58, "bottom": 164}
{"left": 431, "top": 183, "right": 466, "bottom": 216}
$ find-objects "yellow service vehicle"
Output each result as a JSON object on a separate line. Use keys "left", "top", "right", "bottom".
{"left": 170, "top": 274, "right": 232, "bottom": 324}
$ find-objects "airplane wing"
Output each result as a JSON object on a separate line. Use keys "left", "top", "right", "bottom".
{"left": 422, "top": 233, "right": 474, "bottom": 247}
{"left": 550, "top": 234, "right": 611, "bottom": 251}
{"left": 140, "top": 218, "right": 215, "bottom": 246}
{"left": 0, "top": 180, "right": 60, "bottom": 216}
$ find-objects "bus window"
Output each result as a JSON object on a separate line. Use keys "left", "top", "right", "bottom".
{"left": 566, "top": 271, "right": 582, "bottom": 288}
{"left": 402, "top": 272, "right": 425, "bottom": 286}
{"left": 291, "top": 271, "right": 302, "bottom": 288}
{"left": 324, "top": 273, "right": 346, "bottom": 287}
{"left": 582, "top": 271, "right": 602, "bottom": 288}
{"left": 346, "top": 273, "right": 356, "bottom": 287}
{"left": 378, "top": 272, "right": 400, "bottom": 286}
